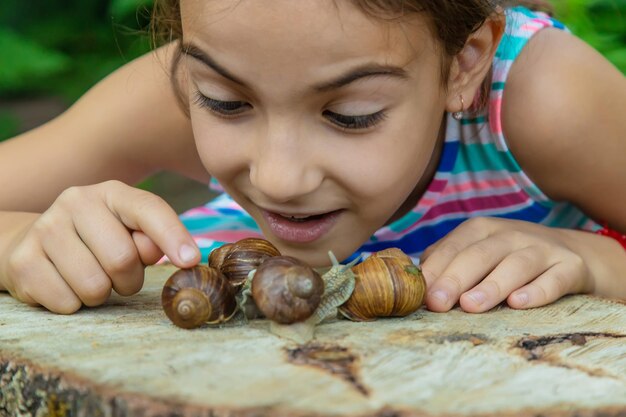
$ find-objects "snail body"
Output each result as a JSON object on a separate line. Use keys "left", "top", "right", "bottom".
{"left": 161, "top": 266, "right": 237, "bottom": 329}
{"left": 251, "top": 256, "right": 324, "bottom": 324}
{"left": 217, "top": 238, "right": 281, "bottom": 288}
{"left": 339, "top": 248, "right": 426, "bottom": 321}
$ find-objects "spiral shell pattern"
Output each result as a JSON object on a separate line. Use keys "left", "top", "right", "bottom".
{"left": 208, "top": 243, "right": 234, "bottom": 270}
{"left": 220, "top": 238, "right": 281, "bottom": 287}
{"left": 161, "top": 266, "right": 237, "bottom": 329}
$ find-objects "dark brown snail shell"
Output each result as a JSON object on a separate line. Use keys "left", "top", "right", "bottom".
{"left": 251, "top": 256, "right": 324, "bottom": 324}
{"left": 220, "top": 238, "right": 281, "bottom": 288}
{"left": 339, "top": 248, "right": 426, "bottom": 321}
{"left": 161, "top": 266, "right": 237, "bottom": 329}
{"left": 208, "top": 243, "right": 234, "bottom": 270}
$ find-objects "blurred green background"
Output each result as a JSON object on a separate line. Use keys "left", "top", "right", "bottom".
{"left": 0, "top": 0, "right": 154, "bottom": 139}
{"left": 1, "top": 0, "right": 625, "bottom": 142}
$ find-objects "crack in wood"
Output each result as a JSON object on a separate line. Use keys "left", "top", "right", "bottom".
{"left": 516, "top": 332, "right": 625, "bottom": 358}
{"left": 512, "top": 332, "right": 626, "bottom": 380}
{"left": 285, "top": 343, "right": 369, "bottom": 396}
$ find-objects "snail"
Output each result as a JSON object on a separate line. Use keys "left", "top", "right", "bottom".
{"left": 218, "top": 238, "right": 281, "bottom": 288}
{"left": 251, "top": 256, "right": 325, "bottom": 324}
{"left": 208, "top": 242, "right": 234, "bottom": 270}
{"left": 339, "top": 248, "right": 426, "bottom": 321}
{"left": 161, "top": 265, "right": 237, "bottom": 329}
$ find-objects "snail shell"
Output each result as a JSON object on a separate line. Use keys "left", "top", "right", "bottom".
{"left": 339, "top": 248, "right": 426, "bottom": 321}
{"left": 208, "top": 243, "right": 234, "bottom": 270}
{"left": 220, "top": 238, "right": 281, "bottom": 288}
{"left": 251, "top": 256, "right": 324, "bottom": 324}
{"left": 161, "top": 266, "right": 237, "bottom": 329}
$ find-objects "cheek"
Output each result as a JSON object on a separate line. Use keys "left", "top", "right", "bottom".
{"left": 189, "top": 112, "right": 247, "bottom": 181}
{"left": 333, "top": 120, "right": 437, "bottom": 208}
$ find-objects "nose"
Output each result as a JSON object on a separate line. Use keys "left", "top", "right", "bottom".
{"left": 249, "top": 120, "right": 323, "bottom": 203}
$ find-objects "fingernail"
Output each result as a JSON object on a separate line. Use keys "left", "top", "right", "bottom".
{"left": 514, "top": 292, "right": 529, "bottom": 306}
{"left": 467, "top": 290, "right": 486, "bottom": 305}
{"left": 179, "top": 244, "right": 198, "bottom": 263}
{"left": 430, "top": 289, "right": 449, "bottom": 304}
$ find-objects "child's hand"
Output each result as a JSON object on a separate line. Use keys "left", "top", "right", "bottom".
{"left": 0, "top": 180, "right": 200, "bottom": 314}
{"left": 420, "top": 217, "right": 595, "bottom": 313}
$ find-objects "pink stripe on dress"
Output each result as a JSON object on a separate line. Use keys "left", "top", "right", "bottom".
{"left": 444, "top": 177, "right": 518, "bottom": 194}
{"left": 183, "top": 207, "right": 221, "bottom": 217}
{"left": 489, "top": 96, "right": 503, "bottom": 134}
{"left": 421, "top": 189, "right": 530, "bottom": 222}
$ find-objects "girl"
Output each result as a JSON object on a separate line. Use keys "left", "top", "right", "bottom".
{"left": 0, "top": 0, "right": 624, "bottom": 316}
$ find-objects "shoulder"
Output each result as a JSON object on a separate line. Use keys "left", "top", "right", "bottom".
{"left": 68, "top": 43, "right": 207, "bottom": 182}
{"left": 501, "top": 28, "right": 626, "bottom": 230}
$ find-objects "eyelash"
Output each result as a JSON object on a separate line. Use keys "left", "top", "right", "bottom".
{"left": 322, "top": 110, "right": 387, "bottom": 130}
{"left": 193, "top": 92, "right": 250, "bottom": 116}
{"left": 193, "top": 91, "right": 387, "bottom": 130}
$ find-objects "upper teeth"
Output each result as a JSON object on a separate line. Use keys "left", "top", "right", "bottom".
{"left": 283, "top": 214, "right": 310, "bottom": 219}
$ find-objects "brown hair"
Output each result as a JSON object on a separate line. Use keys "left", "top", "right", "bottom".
{"left": 151, "top": 0, "right": 553, "bottom": 112}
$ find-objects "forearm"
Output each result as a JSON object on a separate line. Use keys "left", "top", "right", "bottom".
{"left": 561, "top": 228, "right": 626, "bottom": 300}
{"left": 0, "top": 211, "right": 39, "bottom": 292}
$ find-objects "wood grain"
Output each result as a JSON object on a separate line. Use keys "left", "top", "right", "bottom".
{"left": 1, "top": 265, "right": 625, "bottom": 417}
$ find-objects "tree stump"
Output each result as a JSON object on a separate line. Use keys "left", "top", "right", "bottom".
{"left": 1, "top": 265, "right": 625, "bottom": 417}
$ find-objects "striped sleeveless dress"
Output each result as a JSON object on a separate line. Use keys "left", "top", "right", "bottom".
{"left": 178, "top": 7, "right": 600, "bottom": 263}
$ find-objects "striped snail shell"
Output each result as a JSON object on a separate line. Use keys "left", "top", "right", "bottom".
{"left": 219, "top": 238, "right": 281, "bottom": 288}
{"left": 339, "top": 248, "right": 426, "bottom": 321}
{"left": 161, "top": 265, "right": 237, "bottom": 329}
{"left": 251, "top": 256, "right": 324, "bottom": 324}
{"left": 208, "top": 243, "right": 234, "bottom": 270}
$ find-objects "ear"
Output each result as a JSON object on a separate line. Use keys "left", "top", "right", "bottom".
{"left": 445, "top": 11, "right": 505, "bottom": 113}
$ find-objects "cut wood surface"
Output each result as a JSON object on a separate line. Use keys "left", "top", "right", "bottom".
{"left": 1, "top": 265, "right": 625, "bottom": 417}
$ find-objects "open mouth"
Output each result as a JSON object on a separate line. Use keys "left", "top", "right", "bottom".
{"left": 261, "top": 209, "right": 343, "bottom": 243}
{"left": 279, "top": 213, "right": 328, "bottom": 222}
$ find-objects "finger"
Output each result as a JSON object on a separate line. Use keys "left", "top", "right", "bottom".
{"left": 132, "top": 231, "right": 164, "bottom": 265}
{"left": 7, "top": 245, "right": 82, "bottom": 314}
{"left": 424, "top": 237, "right": 511, "bottom": 312}
{"left": 507, "top": 261, "right": 584, "bottom": 309}
{"left": 39, "top": 216, "right": 114, "bottom": 306}
{"left": 419, "top": 241, "right": 440, "bottom": 264}
{"left": 419, "top": 239, "right": 464, "bottom": 289}
{"left": 459, "top": 246, "right": 551, "bottom": 313}
{"left": 103, "top": 182, "right": 200, "bottom": 267}
{"left": 72, "top": 205, "right": 145, "bottom": 296}
{"left": 419, "top": 219, "right": 492, "bottom": 288}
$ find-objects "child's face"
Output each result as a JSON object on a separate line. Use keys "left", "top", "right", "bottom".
{"left": 181, "top": 0, "right": 448, "bottom": 266}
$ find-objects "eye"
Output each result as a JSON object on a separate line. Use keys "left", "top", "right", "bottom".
{"left": 323, "top": 110, "right": 387, "bottom": 130}
{"left": 193, "top": 91, "right": 251, "bottom": 116}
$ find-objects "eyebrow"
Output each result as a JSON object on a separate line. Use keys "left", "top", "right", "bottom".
{"left": 180, "top": 42, "right": 410, "bottom": 92}
{"left": 182, "top": 43, "right": 248, "bottom": 87}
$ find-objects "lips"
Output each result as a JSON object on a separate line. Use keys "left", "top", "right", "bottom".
{"left": 261, "top": 209, "right": 342, "bottom": 243}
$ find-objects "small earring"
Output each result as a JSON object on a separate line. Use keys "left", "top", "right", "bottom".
{"left": 452, "top": 95, "right": 465, "bottom": 120}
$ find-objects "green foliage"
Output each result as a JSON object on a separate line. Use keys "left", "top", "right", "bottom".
{"left": 0, "top": 111, "right": 19, "bottom": 142}
{"left": 0, "top": 29, "right": 70, "bottom": 92}
{"left": 109, "top": 0, "right": 154, "bottom": 19}
{"left": 0, "top": 0, "right": 154, "bottom": 102}
{"left": 553, "top": 0, "right": 626, "bottom": 73}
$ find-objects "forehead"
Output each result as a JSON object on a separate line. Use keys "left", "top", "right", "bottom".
{"left": 180, "top": 0, "right": 437, "bottom": 76}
